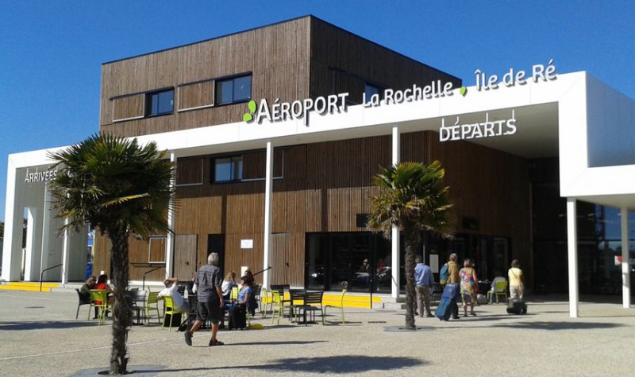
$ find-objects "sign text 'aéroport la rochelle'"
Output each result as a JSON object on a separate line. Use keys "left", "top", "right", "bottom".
{"left": 243, "top": 80, "right": 458, "bottom": 127}
{"left": 244, "top": 59, "right": 557, "bottom": 133}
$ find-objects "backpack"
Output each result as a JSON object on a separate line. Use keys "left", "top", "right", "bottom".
{"left": 439, "top": 263, "right": 449, "bottom": 285}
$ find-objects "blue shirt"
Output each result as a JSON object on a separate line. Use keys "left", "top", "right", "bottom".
{"left": 414, "top": 262, "right": 434, "bottom": 286}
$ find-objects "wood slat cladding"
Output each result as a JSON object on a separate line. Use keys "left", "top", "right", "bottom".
{"left": 92, "top": 130, "right": 531, "bottom": 285}
{"left": 113, "top": 94, "right": 144, "bottom": 121}
{"left": 309, "top": 17, "right": 461, "bottom": 99}
{"left": 176, "top": 157, "right": 204, "bottom": 186}
{"left": 424, "top": 131, "right": 530, "bottom": 241}
{"left": 178, "top": 80, "right": 214, "bottom": 111}
{"left": 100, "top": 17, "right": 311, "bottom": 137}
{"left": 242, "top": 150, "right": 284, "bottom": 180}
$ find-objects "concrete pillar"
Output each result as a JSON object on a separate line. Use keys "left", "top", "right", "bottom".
{"left": 263, "top": 141, "right": 274, "bottom": 288}
{"left": 165, "top": 152, "right": 176, "bottom": 279}
{"left": 567, "top": 198, "right": 579, "bottom": 318}
{"left": 621, "top": 208, "right": 631, "bottom": 308}
{"left": 391, "top": 126, "right": 400, "bottom": 299}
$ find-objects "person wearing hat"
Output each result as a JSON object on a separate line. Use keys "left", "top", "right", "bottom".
{"left": 158, "top": 277, "right": 189, "bottom": 312}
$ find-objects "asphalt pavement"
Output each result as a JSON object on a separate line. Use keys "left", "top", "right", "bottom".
{"left": 0, "top": 289, "right": 633, "bottom": 376}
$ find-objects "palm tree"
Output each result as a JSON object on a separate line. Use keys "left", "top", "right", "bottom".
{"left": 48, "top": 134, "right": 175, "bottom": 375}
{"left": 368, "top": 161, "right": 453, "bottom": 330}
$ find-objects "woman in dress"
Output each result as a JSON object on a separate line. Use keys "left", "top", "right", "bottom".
{"left": 459, "top": 258, "right": 479, "bottom": 317}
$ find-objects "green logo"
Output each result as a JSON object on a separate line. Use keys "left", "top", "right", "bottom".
{"left": 243, "top": 100, "right": 257, "bottom": 122}
{"left": 460, "top": 86, "right": 467, "bottom": 96}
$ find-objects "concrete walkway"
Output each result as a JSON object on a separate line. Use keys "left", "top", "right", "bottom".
{"left": 0, "top": 290, "right": 633, "bottom": 376}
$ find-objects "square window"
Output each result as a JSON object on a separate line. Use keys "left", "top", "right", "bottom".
{"left": 215, "top": 75, "right": 251, "bottom": 105}
{"left": 146, "top": 89, "right": 174, "bottom": 116}
{"left": 214, "top": 156, "right": 243, "bottom": 182}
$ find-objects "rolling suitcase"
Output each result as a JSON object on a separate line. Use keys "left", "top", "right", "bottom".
{"left": 435, "top": 283, "right": 458, "bottom": 321}
{"left": 506, "top": 298, "right": 527, "bottom": 315}
{"left": 228, "top": 305, "right": 247, "bottom": 330}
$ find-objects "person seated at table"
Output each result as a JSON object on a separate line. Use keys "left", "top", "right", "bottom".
{"left": 158, "top": 277, "right": 189, "bottom": 312}
{"left": 80, "top": 276, "right": 98, "bottom": 319}
{"left": 92, "top": 274, "right": 114, "bottom": 313}
{"left": 241, "top": 268, "right": 255, "bottom": 286}
{"left": 227, "top": 277, "right": 254, "bottom": 313}
{"left": 221, "top": 271, "right": 237, "bottom": 300}
{"left": 80, "top": 276, "right": 96, "bottom": 297}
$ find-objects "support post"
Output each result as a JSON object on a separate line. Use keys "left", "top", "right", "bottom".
{"left": 567, "top": 198, "right": 579, "bottom": 318}
{"left": 165, "top": 152, "right": 176, "bottom": 279}
{"left": 391, "top": 126, "right": 400, "bottom": 300}
{"left": 621, "top": 208, "right": 631, "bottom": 308}
{"left": 263, "top": 141, "right": 274, "bottom": 289}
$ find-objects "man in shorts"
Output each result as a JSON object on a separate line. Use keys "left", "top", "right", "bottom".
{"left": 185, "top": 252, "right": 224, "bottom": 346}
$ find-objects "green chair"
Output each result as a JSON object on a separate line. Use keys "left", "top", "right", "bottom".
{"left": 88, "top": 289, "right": 111, "bottom": 325}
{"left": 270, "top": 290, "right": 284, "bottom": 325}
{"left": 324, "top": 289, "right": 347, "bottom": 324}
{"left": 162, "top": 295, "right": 189, "bottom": 331}
{"left": 487, "top": 280, "right": 508, "bottom": 304}
{"left": 138, "top": 290, "right": 161, "bottom": 324}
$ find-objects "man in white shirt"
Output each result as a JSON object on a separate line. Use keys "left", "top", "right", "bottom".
{"left": 158, "top": 277, "right": 189, "bottom": 312}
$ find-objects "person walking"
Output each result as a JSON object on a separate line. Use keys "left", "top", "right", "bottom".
{"left": 447, "top": 253, "right": 461, "bottom": 320}
{"left": 414, "top": 255, "right": 434, "bottom": 318}
{"left": 508, "top": 259, "right": 524, "bottom": 300}
{"left": 459, "top": 258, "right": 479, "bottom": 317}
{"left": 185, "top": 253, "right": 225, "bottom": 347}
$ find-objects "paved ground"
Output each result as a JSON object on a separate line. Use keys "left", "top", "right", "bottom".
{"left": 0, "top": 290, "right": 633, "bottom": 376}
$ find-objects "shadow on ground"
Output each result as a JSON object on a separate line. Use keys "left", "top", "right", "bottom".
{"left": 130, "top": 355, "right": 424, "bottom": 375}
{"left": 493, "top": 321, "right": 625, "bottom": 330}
{"left": 0, "top": 321, "right": 97, "bottom": 330}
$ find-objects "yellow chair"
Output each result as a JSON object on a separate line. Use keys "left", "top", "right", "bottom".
{"left": 230, "top": 286, "right": 239, "bottom": 301}
{"left": 162, "top": 295, "right": 189, "bottom": 331}
{"left": 260, "top": 287, "right": 270, "bottom": 318}
{"left": 324, "top": 289, "right": 347, "bottom": 324}
{"left": 487, "top": 280, "right": 508, "bottom": 303}
{"left": 139, "top": 290, "right": 161, "bottom": 324}
{"left": 88, "top": 289, "right": 112, "bottom": 326}
{"left": 270, "top": 290, "right": 284, "bottom": 325}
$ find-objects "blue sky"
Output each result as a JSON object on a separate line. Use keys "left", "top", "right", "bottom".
{"left": 1, "top": 0, "right": 635, "bottom": 221}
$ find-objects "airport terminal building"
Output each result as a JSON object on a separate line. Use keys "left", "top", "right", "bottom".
{"left": 3, "top": 16, "right": 634, "bottom": 315}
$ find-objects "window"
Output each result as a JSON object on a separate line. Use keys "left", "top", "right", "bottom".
{"left": 215, "top": 75, "right": 252, "bottom": 105}
{"left": 365, "top": 84, "right": 381, "bottom": 99}
{"left": 146, "top": 89, "right": 174, "bottom": 116}
{"left": 147, "top": 236, "right": 167, "bottom": 263}
{"left": 213, "top": 156, "right": 243, "bottom": 182}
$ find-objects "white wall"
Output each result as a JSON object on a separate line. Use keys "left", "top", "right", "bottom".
{"left": 586, "top": 75, "right": 635, "bottom": 167}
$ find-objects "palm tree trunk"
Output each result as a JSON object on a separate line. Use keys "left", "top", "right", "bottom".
{"left": 403, "top": 230, "right": 421, "bottom": 330}
{"left": 108, "top": 225, "right": 132, "bottom": 375}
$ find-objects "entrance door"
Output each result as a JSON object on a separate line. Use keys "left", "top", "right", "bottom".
{"left": 207, "top": 234, "right": 225, "bottom": 272}
{"left": 173, "top": 235, "right": 197, "bottom": 280}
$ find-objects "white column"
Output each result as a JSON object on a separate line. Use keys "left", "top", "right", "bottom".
{"left": 621, "top": 208, "right": 631, "bottom": 308}
{"left": 40, "top": 183, "right": 52, "bottom": 281}
{"left": 263, "top": 141, "right": 274, "bottom": 288}
{"left": 61, "top": 217, "right": 70, "bottom": 285}
{"left": 2, "top": 157, "right": 20, "bottom": 281}
{"left": 24, "top": 207, "right": 37, "bottom": 282}
{"left": 391, "top": 126, "right": 400, "bottom": 299}
{"left": 567, "top": 198, "right": 579, "bottom": 318}
{"left": 165, "top": 152, "right": 176, "bottom": 279}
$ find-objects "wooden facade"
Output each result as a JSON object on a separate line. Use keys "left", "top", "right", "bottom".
{"left": 94, "top": 16, "right": 531, "bottom": 287}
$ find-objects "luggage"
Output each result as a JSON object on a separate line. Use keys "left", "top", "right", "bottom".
{"left": 435, "top": 283, "right": 458, "bottom": 321}
{"left": 228, "top": 305, "right": 247, "bottom": 330}
{"left": 476, "top": 293, "right": 488, "bottom": 305}
{"left": 506, "top": 298, "right": 527, "bottom": 315}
